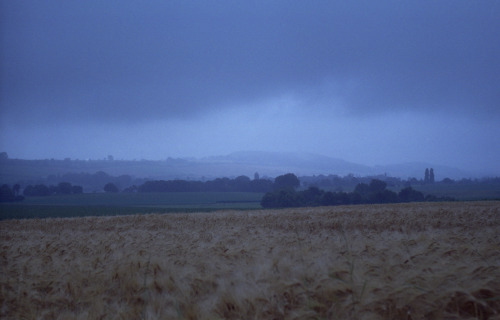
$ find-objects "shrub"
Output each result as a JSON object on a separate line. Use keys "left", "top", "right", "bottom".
{"left": 104, "top": 183, "right": 119, "bottom": 193}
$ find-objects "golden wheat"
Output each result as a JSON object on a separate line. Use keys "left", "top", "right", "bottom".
{"left": 1, "top": 202, "right": 499, "bottom": 319}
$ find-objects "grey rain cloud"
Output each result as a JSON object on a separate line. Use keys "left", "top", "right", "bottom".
{"left": 1, "top": 1, "right": 499, "bottom": 125}
{"left": 1, "top": 1, "right": 499, "bottom": 175}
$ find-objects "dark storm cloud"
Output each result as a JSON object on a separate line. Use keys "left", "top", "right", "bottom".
{"left": 1, "top": 1, "right": 499, "bottom": 125}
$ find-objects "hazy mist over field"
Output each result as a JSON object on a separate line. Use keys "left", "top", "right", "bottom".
{"left": 1, "top": 1, "right": 499, "bottom": 175}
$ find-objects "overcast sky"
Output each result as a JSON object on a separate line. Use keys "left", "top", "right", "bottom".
{"left": 1, "top": 1, "right": 499, "bottom": 174}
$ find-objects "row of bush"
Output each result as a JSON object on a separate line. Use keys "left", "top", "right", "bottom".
{"left": 0, "top": 184, "right": 24, "bottom": 202}
{"left": 136, "top": 174, "right": 300, "bottom": 193}
{"left": 137, "top": 177, "right": 273, "bottom": 193}
{"left": 261, "top": 179, "right": 453, "bottom": 208}
{"left": 1, "top": 182, "right": 88, "bottom": 202}
{"left": 22, "top": 182, "right": 83, "bottom": 197}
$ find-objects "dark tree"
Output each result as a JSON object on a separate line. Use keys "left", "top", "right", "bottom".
{"left": 261, "top": 189, "right": 302, "bottom": 208}
{"left": 372, "top": 189, "right": 399, "bottom": 203}
{"left": 429, "top": 168, "right": 435, "bottom": 183}
{"left": 321, "top": 192, "right": 337, "bottom": 206}
{"left": 260, "top": 177, "right": 445, "bottom": 209}
{"left": 0, "top": 184, "right": 24, "bottom": 202}
{"left": 23, "top": 184, "right": 51, "bottom": 196}
{"left": 398, "top": 187, "right": 425, "bottom": 202}
{"left": 321, "top": 191, "right": 351, "bottom": 206}
{"left": 123, "top": 185, "right": 138, "bottom": 193}
{"left": 104, "top": 182, "right": 119, "bottom": 193}
{"left": 369, "top": 179, "right": 387, "bottom": 193}
{"left": 301, "top": 187, "right": 323, "bottom": 206}
{"left": 0, "top": 184, "right": 15, "bottom": 202}
{"left": 23, "top": 185, "right": 33, "bottom": 196}
{"left": 57, "top": 182, "right": 73, "bottom": 195}
{"left": 350, "top": 191, "right": 364, "bottom": 204}
{"left": 249, "top": 178, "right": 273, "bottom": 192}
{"left": 234, "top": 175, "right": 251, "bottom": 191}
{"left": 49, "top": 185, "right": 58, "bottom": 195}
{"left": 274, "top": 173, "right": 300, "bottom": 190}
{"left": 71, "top": 185, "right": 83, "bottom": 194}
{"left": 353, "top": 183, "right": 370, "bottom": 198}
{"left": 424, "top": 168, "right": 430, "bottom": 183}
{"left": 260, "top": 191, "right": 279, "bottom": 208}
{"left": 12, "top": 184, "right": 21, "bottom": 197}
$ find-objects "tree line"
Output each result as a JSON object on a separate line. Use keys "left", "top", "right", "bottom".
{"left": 23, "top": 182, "right": 84, "bottom": 196}
{"left": 261, "top": 177, "right": 453, "bottom": 209}
{"left": 40, "top": 171, "right": 141, "bottom": 193}
{"left": 0, "top": 184, "right": 24, "bottom": 202}
{"left": 300, "top": 168, "right": 465, "bottom": 190}
{"left": 5, "top": 171, "right": 492, "bottom": 206}
{"left": 136, "top": 175, "right": 275, "bottom": 193}
{"left": 7, "top": 182, "right": 83, "bottom": 199}
{"left": 1, "top": 182, "right": 86, "bottom": 202}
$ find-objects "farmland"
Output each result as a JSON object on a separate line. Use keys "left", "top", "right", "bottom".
{"left": 411, "top": 183, "right": 500, "bottom": 201}
{"left": 0, "top": 192, "right": 264, "bottom": 220}
{"left": 1, "top": 201, "right": 499, "bottom": 319}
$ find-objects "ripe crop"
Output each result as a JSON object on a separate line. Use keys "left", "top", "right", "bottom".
{"left": 1, "top": 202, "right": 499, "bottom": 319}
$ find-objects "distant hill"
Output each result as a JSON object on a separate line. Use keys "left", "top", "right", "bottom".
{"left": 201, "top": 151, "right": 375, "bottom": 177}
{"left": 0, "top": 151, "right": 479, "bottom": 187}
{"left": 203, "top": 151, "right": 478, "bottom": 179}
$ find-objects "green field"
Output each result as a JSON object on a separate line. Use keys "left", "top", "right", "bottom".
{"left": 411, "top": 183, "right": 500, "bottom": 201}
{"left": 0, "top": 192, "right": 264, "bottom": 220}
{"left": 3, "top": 182, "right": 500, "bottom": 220}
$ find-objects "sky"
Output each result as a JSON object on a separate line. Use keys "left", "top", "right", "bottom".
{"left": 1, "top": 1, "right": 499, "bottom": 175}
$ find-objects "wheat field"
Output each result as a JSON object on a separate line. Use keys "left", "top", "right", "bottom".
{"left": 1, "top": 202, "right": 499, "bottom": 319}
